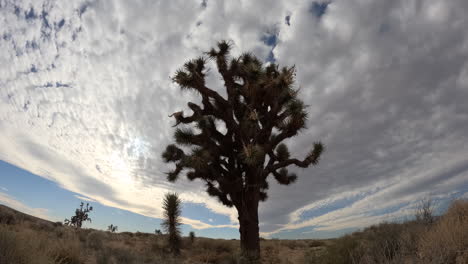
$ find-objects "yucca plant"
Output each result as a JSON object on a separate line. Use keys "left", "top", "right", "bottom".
{"left": 162, "top": 40, "right": 324, "bottom": 262}
{"left": 161, "top": 193, "right": 182, "bottom": 255}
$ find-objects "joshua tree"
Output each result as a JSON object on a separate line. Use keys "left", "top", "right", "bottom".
{"left": 162, "top": 41, "right": 324, "bottom": 261}
{"left": 64, "top": 202, "right": 93, "bottom": 228}
{"left": 155, "top": 229, "right": 162, "bottom": 235}
{"left": 107, "top": 224, "right": 118, "bottom": 233}
{"left": 161, "top": 192, "right": 182, "bottom": 255}
{"left": 189, "top": 231, "right": 196, "bottom": 244}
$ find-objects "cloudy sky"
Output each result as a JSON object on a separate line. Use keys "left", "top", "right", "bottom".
{"left": 1, "top": 0, "right": 468, "bottom": 239}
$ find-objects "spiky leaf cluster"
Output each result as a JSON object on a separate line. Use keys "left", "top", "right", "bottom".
{"left": 162, "top": 40, "right": 324, "bottom": 208}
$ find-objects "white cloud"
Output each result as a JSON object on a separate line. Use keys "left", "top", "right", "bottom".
{"left": 1, "top": 0, "right": 468, "bottom": 237}
{"left": 74, "top": 195, "right": 95, "bottom": 202}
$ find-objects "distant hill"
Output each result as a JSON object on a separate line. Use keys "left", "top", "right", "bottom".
{"left": 0, "top": 203, "right": 55, "bottom": 226}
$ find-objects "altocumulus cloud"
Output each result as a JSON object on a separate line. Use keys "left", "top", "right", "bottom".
{"left": 0, "top": 0, "right": 468, "bottom": 237}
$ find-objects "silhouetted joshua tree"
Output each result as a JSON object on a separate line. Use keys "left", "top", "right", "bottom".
{"left": 107, "top": 224, "right": 118, "bottom": 233}
{"left": 162, "top": 41, "right": 324, "bottom": 262}
{"left": 161, "top": 192, "right": 182, "bottom": 255}
{"left": 189, "top": 231, "right": 196, "bottom": 244}
{"left": 64, "top": 202, "right": 93, "bottom": 228}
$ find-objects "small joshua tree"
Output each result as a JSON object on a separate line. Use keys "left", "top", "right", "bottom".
{"left": 107, "top": 224, "right": 118, "bottom": 233}
{"left": 189, "top": 231, "right": 195, "bottom": 244}
{"left": 64, "top": 202, "right": 93, "bottom": 228}
{"left": 162, "top": 41, "right": 324, "bottom": 261}
{"left": 161, "top": 193, "right": 182, "bottom": 255}
{"left": 155, "top": 229, "right": 162, "bottom": 235}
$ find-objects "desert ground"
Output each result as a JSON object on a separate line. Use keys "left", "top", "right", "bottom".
{"left": 1, "top": 200, "right": 467, "bottom": 264}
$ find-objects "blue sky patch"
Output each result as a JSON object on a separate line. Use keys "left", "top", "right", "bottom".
{"left": 310, "top": 2, "right": 330, "bottom": 18}
{"left": 57, "top": 19, "right": 65, "bottom": 29}
{"left": 261, "top": 29, "right": 279, "bottom": 62}
{"left": 25, "top": 8, "right": 37, "bottom": 21}
{"left": 297, "top": 193, "right": 368, "bottom": 222}
{"left": 271, "top": 225, "right": 356, "bottom": 239}
{"left": 182, "top": 202, "right": 231, "bottom": 225}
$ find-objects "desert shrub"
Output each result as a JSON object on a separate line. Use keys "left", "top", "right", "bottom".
{"left": 153, "top": 238, "right": 167, "bottom": 254}
{"left": 397, "top": 220, "right": 426, "bottom": 258}
{"left": 359, "top": 222, "right": 403, "bottom": 263}
{"left": 33, "top": 221, "right": 54, "bottom": 232}
{"left": 135, "top": 231, "right": 151, "bottom": 237}
{"left": 415, "top": 197, "right": 435, "bottom": 225}
{"left": 417, "top": 200, "right": 468, "bottom": 264}
{"left": 110, "top": 247, "right": 137, "bottom": 264}
{"left": 50, "top": 240, "right": 83, "bottom": 264}
{"left": 304, "top": 234, "right": 362, "bottom": 264}
{"left": 54, "top": 221, "right": 63, "bottom": 227}
{"left": 0, "top": 225, "right": 32, "bottom": 263}
{"left": 191, "top": 250, "right": 239, "bottom": 264}
{"left": 120, "top": 231, "right": 134, "bottom": 237}
{"left": 218, "top": 253, "right": 240, "bottom": 264}
{"left": 95, "top": 247, "right": 137, "bottom": 264}
{"left": 308, "top": 240, "right": 325, "bottom": 248}
{"left": 54, "top": 226, "right": 71, "bottom": 239}
{"left": 214, "top": 240, "right": 235, "bottom": 254}
{"left": 0, "top": 225, "right": 52, "bottom": 264}
{"left": 96, "top": 249, "right": 112, "bottom": 264}
{"left": 0, "top": 210, "right": 16, "bottom": 225}
{"left": 262, "top": 244, "right": 281, "bottom": 264}
{"left": 198, "top": 238, "right": 235, "bottom": 254}
{"left": 283, "top": 240, "right": 301, "bottom": 250}
{"left": 87, "top": 230, "right": 105, "bottom": 250}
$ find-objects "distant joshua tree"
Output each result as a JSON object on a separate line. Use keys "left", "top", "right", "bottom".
{"left": 161, "top": 193, "right": 182, "bottom": 255}
{"left": 162, "top": 40, "right": 324, "bottom": 261}
{"left": 189, "top": 231, "right": 196, "bottom": 244}
{"left": 64, "top": 202, "right": 93, "bottom": 228}
{"left": 155, "top": 229, "right": 162, "bottom": 235}
{"left": 107, "top": 224, "right": 118, "bottom": 233}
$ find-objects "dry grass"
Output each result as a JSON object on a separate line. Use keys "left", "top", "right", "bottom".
{"left": 303, "top": 199, "right": 468, "bottom": 264}
{"left": 417, "top": 200, "right": 468, "bottom": 263}
{"left": 0, "top": 200, "right": 467, "bottom": 264}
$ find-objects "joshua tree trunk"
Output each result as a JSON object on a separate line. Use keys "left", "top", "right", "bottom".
{"left": 238, "top": 196, "right": 260, "bottom": 262}
{"left": 235, "top": 171, "right": 261, "bottom": 262}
